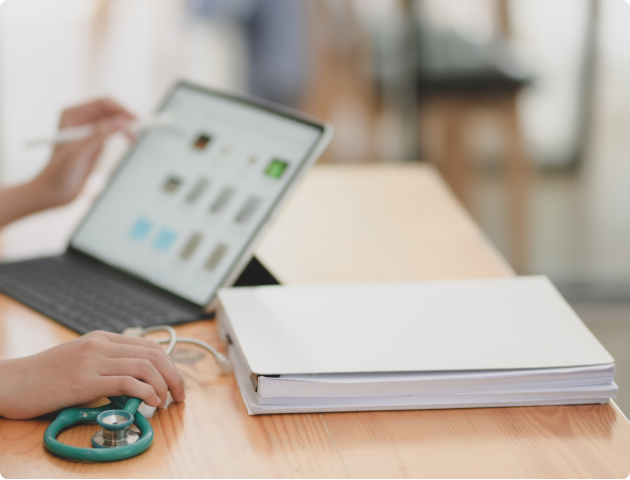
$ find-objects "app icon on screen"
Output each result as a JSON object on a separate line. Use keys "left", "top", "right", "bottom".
{"left": 193, "top": 133, "right": 212, "bottom": 150}
{"left": 163, "top": 175, "right": 183, "bottom": 193}
{"left": 209, "top": 186, "right": 235, "bottom": 214}
{"left": 154, "top": 228, "right": 177, "bottom": 251}
{"left": 185, "top": 177, "right": 210, "bottom": 204}
{"left": 129, "top": 217, "right": 153, "bottom": 241}
{"left": 204, "top": 243, "right": 228, "bottom": 271}
{"left": 180, "top": 232, "right": 203, "bottom": 260}
{"left": 234, "top": 197, "right": 261, "bottom": 224}
{"left": 265, "top": 159, "right": 288, "bottom": 179}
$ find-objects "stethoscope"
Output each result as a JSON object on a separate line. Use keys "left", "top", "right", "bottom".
{"left": 43, "top": 326, "right": 232, "bottom": 462}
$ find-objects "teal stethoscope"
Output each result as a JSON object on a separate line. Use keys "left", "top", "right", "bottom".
{"left": 43, "top": 325, "right": 232, "bottom": 462}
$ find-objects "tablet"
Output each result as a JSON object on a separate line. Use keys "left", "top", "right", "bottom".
{"left": 70, "top": 82, "right": 333, "bottom": 306}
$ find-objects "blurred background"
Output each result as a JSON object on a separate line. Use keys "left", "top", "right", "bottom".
{"left": 0, "top": 0, "right": 629, "bottom": 413}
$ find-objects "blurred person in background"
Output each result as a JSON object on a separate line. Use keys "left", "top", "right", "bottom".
{"left": 189, "top": 0, "right": 310, "bottom": 107}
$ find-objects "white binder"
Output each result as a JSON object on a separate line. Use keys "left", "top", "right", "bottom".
{"left": 216, "top": 276, "right": 617, "bottom": 415}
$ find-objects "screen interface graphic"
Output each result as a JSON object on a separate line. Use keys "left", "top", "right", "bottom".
{"left": 71, "top": 86, "right": 322, "bottom": 304}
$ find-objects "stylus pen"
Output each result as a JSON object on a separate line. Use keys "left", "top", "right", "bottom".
{"left": 25, "top": 114, "right": 174, "bottom": 148}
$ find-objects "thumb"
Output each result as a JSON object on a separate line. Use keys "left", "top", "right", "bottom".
{"left": 91, "top": 115, "right": 131, "bottom": 139}
{"left": 71, "top": 115, "right": 127, "bottom": 168}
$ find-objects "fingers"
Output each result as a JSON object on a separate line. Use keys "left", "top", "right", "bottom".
{"left": 94, "top": 331, "right": 166, "bottom": 353}
{"left": 60, "top": 97, "right": 136, "bottom": 128}
{"left": 99, "top": 376, "right": 161, "bottom": 408}
{"left": 94, "top": 331, "right": 177, "bottom": 368}
{"left": 103, "top": 358, "right": 169, "bottom": 408}
{"left": 105, "top": 343, "right": 186, "bottom": 403}
{"left": 52, "top": 115, "right": 130, "bottom": 158}
{"left": 61, "top": 115, "right": 131, "bottom": 156}
{"left": 79, "top": 331, "right": 186, "bottom": 407}
{"left": 91, "top": 115, "right": 132, "bottom": 139}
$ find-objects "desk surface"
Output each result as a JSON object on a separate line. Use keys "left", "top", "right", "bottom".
{"left": 1, "top": 165, "right": 629, "bottom": 478}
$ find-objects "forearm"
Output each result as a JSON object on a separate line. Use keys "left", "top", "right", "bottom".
{"left": 0, "top": 355, "right": 58, "bottom": 420}
{"left": 0, "top": 358, "right": 21, "bottom": 419}
{"left": 0, "top": 180, "right": 54, "bottom": 229}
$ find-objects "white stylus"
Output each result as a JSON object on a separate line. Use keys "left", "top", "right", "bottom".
{"left": 25, "top": 114, "right": 174, "bottom": 148}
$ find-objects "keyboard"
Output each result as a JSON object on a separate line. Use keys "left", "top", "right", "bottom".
{"left": 0, "top": 254, "right": 208, "bottom": 334}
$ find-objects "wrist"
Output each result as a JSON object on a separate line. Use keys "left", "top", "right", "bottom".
{"left": 0, "top": 181, "right": 58, "bottom": 228}
{"left": 29, "top": 174, "right": 67, "bottom": 210}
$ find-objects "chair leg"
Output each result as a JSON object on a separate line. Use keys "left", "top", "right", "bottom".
{"left": 502, "top": 94, "right": 530, "bottom": 274}
{"left": 423, "top": 99, "right": 473, "bottom": 211}
{"left": 440, "top": 103, "right": 463, "bottom": 200}
{"left": 420, "top": 100, "right": 448, "bottom": 182}
{"left": 449, "top": 102, "right": 475, "bottom": 213}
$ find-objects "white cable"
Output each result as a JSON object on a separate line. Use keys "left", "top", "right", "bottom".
{"left": 137, "top": 325, "right": 178, "bottom": 356}
{"left": 123, "top": 325, "right": 232, "bottom": 374}
{"left": 157, "top": 337, "right": 233, "bottom": 374}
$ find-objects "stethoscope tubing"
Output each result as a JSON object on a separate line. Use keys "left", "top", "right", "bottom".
{"left": 43, "top": 325, "right": 231, "bottom": 462}
{"left": 43, "top": 396, "right": 153, "bottom": 462}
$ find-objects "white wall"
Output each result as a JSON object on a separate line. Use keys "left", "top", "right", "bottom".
{"left": 0, "top": 0, "right": 100, "bottom": 185}
{"left": 509, "top": 0, "right": 591, "bottom": 167}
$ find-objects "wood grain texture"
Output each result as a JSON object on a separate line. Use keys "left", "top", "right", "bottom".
{"left": 255, "top": 164, "right": 513, "bottom": 285}
{"left": 1, "top": 165, "right": 629, "bottom": 478}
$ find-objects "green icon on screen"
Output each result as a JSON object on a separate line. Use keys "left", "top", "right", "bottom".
{"left": 265, "top": 159, "right": 288, "bottom": 179}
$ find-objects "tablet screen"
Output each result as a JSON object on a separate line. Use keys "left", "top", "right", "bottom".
{"left": 71, "top": 84, "right": 325, "bottom": 305}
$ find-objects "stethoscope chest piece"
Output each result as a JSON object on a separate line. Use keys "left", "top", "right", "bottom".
{"left": 44, "top": 396, "right": 153, "bottom": 462}
{"left": 92, "top": 410, "right": 140, "bottom": 448}
{"left": 43, "top": 325, "right": 232, "bottom": 462}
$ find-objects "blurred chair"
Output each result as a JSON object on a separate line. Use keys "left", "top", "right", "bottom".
{"left": 414, "top": 0, "right": 531, "bottom": 273}
{"left": 300, "top": 0, "right": 380, "bottom": 163}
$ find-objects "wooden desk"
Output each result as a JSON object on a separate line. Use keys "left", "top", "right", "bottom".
{"left": 1, "top": 165, "right": 629, "bottom": 478}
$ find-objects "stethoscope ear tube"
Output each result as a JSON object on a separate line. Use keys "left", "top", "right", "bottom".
{"left": 43, "top": 396, "right": 153, "bottom": 462}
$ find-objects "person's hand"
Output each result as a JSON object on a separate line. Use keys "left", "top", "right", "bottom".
{"left": 0, "top": 98, "right": 135, "bottom": 228}
{"left": 33, "top": 98, "right": 135, "bottom": 208}
{"left": 0, "top": 331, "right": 185, "bottom": 420}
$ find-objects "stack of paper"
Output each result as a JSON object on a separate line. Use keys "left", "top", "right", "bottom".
{"left": 216, "top": 277, "right": 617, "bottom": 415}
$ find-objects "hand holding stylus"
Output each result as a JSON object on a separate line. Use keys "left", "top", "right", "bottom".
{"left": 0, "top": 98, "right": 136, "bottom": 228}
{"left": 25, "top": 113, "right": 172, "bottom": 148}
{"left": 34, "top": 98, "right": 136, "bottom": 207}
